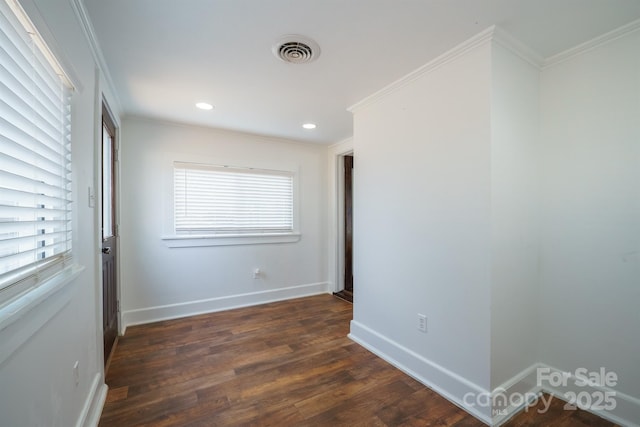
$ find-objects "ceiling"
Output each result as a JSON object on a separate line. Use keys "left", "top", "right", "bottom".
{"left": 82, "top": 0, "right": 640, "bottom": 144}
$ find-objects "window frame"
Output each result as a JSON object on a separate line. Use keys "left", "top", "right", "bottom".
{"left": 0, "top": 0, "right": 76, "bottom": 307}
{"left": 163, "top": 158, "right": 301, "bottom": 248}
{"left": 0, "top": 0, "right": 85, "bottom": 365}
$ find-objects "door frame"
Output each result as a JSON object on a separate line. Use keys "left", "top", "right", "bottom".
{"left": 99, "top": 99, "right": 122, "bottom": 360}
{"left": 327, "top": 139, "right": 353, "bottom": 294}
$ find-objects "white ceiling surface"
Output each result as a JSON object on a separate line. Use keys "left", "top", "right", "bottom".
{"left": 82, "top": 0, "right": 640, "bottom": 144}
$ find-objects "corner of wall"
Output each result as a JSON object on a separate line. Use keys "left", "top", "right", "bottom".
{"left": 349, "top": 321, "right": 493, "bottom": 424}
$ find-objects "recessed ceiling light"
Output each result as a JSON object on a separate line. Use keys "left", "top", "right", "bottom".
{"left": 302, "top": 123, "right": 317, "bottom": 129}
{"left": 195, "top": 102, "right": 214, "bottom": 110}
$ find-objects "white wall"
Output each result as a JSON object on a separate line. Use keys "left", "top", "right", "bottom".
{"left": 0, "top": 8, "right": 634, "bottom": 426}
{"left": 489, "top": 43, "right": 540, "bottom": 389}
{"left": 349, "top": 24, "right": 640, "bottom": 426}
{"left": 539, "top": 29, "right": 640, "bottom": 418}
{"left": 0, "top": 0, "right": 110, "bottom": 426}
{"left": 349, "top": 37, "right": 494, "bottom": 420}
{"left": 119, "top": 117, "right": 328, "bottom": 326}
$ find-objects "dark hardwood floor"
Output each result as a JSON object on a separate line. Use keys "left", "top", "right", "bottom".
{"left": 100, "top": 295, "right": 617, "bottom": 427}
{"left": 333, "top": 289, "right": 353, "bottom": 303}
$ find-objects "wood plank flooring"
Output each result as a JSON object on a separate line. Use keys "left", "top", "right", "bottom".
{"left": 100, "top": 295, "right": 617, "bottom": 426}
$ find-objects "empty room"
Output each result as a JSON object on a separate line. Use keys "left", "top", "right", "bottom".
{"left": 0, "top": 0, "right": 639, "bottom": 426}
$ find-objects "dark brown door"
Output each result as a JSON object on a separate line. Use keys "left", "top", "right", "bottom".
{"left": 102, "top": 104, "right": 118, "bottom": 365}
{"left": 344, "top": 155, "right": 353, "bottom": 293}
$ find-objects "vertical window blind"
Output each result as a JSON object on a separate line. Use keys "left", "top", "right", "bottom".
{"left": 0, "top": 0, "right": 73, "bottom": 300}
{"left": 174, "top": 162, "right": 294, "bottom": 234}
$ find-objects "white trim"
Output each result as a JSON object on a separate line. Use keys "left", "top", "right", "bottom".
{"left": 68, "top": 0, "right": 122, "bottom": 112}
{"left": 346, "top": 322, "right": 640, "bottom": 427}
{"left": 347, "top": 25, "right": 548, "bottom": 113}
{"left": 328, "top": 136, "right": 355, "bottom": 151}
{"left": 75, "top": 373, "right": 107, "bottom": 427}
{"left": 122, "top": 282, "right": 329, "bottom": 327}
{"left": 327, "top": 138, "right": 354, "bottom": 294}
{"left": 348, "top": 26, "right": 496, "bottom": 113}
{"left": 334, "top": 154, "right": 349, "bottom": 293}
{"left": 162, "top": 232, "right": 301, "bottom": 248}
{"left": 544, "top": 18, "right": 640, "bottom": 68}
{"left": 348, "top": 320, "right": 492, "bottom": 424}
{"left": 490, "top": 364, "right": 543, "bottom": 426}
{"left": 492, "top": 27, "right": 543, "bottom": 69}
{"left": 0, "top": 265, "right": 84, "bottom": 366}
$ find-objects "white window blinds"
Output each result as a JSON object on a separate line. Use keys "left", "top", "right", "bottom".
{"left": 174, "top": 162, "right": 294, "bottom": 234}
{"left": 0, "top": 0, "right": 73, "bottom": 299}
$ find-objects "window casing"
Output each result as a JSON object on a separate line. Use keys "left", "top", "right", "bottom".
{"left": 173, "top": 162, "right": 295, "bottom": 236}
{"left": 0, "top": 0, "right": 73, "bottom": 303}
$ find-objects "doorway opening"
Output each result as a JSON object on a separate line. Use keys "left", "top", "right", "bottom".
{"left": 334, "top": 154, "right": 353, "bottom": 303}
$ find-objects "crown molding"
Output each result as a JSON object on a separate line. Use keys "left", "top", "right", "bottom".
{"left": 348, "top": 25, "right": 544, "bottom": 113}
{"left": 492, "top": 26, "right": 544, "bottom": 69}
{"left": 69, "top": 0, "right": 122, "bottom": 114}
{"left": 544, "top": 18, "right": 640, "bottom": 68}
{"left": 328, "top": 136, "right": 353, "bottom": 150}
{"left": 348, "top": 26, "right": 497, "bottom": 113}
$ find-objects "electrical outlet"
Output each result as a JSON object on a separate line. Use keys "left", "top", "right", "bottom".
{"left": 73, "top": 361, "right": 80, "bottom": 387}
{"left": 417, "top": 314, "right": 427, "bottom": 333}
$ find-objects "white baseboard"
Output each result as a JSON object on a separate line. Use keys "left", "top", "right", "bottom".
{"left": 348, "top": 320, "right": 493, "bottom": 424}
{"left": 76, "top": 373, "right": 107, "bottom": 427}
{"left": 348, "top": 323, "right": 640, "bottom": 427}
{"left": 122, "top": 282, "right": 330, "bottom": 328}
{"left": 491, "top": 364, "right": 543, "bottom": 426}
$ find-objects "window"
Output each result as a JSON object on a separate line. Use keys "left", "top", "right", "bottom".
{"left": 173, "top": 162, "right": 294, "bottom": 236}
{"left": 0, "top": 0, "right": 73, "bottom": 303}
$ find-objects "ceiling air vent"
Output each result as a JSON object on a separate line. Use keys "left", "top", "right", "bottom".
{"left": 273, "top": 35, "right": 320, "bottom": 64}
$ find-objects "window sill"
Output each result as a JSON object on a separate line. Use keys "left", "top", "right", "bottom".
{"left": 0, "top": 264, "right": 84, "bottom": 366}
{"left": 162, "top": 232, "right": 301, "bottom": 248}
